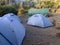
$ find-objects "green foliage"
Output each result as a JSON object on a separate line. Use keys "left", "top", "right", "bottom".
{"left": 28, "top": 8, "right": 49, "bottom": 17}
{"left": 44, "top": 1, "right": 54, "bottom": 8}
{"left": 0, "top": 5, "right": 4, "bottom": 16}
{"left": 3, "top": 5, "right": 17, "bottom": 14}
{"left": 0, "top": 5, "right": 17, "bottom": 16}
{"left": 0, "top": 0, "right": 5, "bottom": 5}
{"left": 20, "top": 8, "right": 28, "bottom": 14}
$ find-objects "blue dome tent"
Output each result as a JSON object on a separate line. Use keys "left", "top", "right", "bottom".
{"left": 0, "top": 16, "right": 25, "bottom": 45}
{"left": 3, "top": 13, "right": 22, "bottom": 23}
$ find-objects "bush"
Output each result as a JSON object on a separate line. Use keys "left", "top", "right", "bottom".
{"left": 3, "top": 5, "right": 17, "bottom": 14}
{"left": 18, "top": 8, "right": 28, "bottom": 15}
{"left": 0, "top": 5, "right": 4, "bottom": 16}
{"left": 20, "top": 8, "right": 26, "bottom": 14}
{"left": 0, "top": 5, "right": 17, "bottom": 17}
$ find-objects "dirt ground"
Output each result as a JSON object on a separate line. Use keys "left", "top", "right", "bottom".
{"left": 20, "top": 14, "right": 60, "bottom": 45}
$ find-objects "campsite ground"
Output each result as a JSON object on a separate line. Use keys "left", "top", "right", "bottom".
{"left": 20, "top": 14, "right": 60, "bottom": 45}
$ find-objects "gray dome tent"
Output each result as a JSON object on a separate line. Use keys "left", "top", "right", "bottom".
{"left": 27, "top": 14, "right": 53, "bottom": 28}
{"left": 3, "top": 13, "right": 22, "bottom": 23}
{"left": 0, "top": 15, "right": 25, "bottom": 45}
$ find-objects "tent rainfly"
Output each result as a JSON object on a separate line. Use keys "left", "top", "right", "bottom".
{"left": 0, "top": 16, "right": 25, "bottom": 45}
{"left": 27, "top": 14, "right": 53, "bottom": 28}
{"left": 3, "top": 13, "right": 22, "bottom": 22}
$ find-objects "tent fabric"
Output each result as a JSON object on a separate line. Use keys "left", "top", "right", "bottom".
{"left": 28, "top": 8, "right": 49, "bottom": 17}
{"left": 27, "top": 14, "right": 53, "bottom": 28}
{"left": 0, "top": 18, "right": 18, "bottom": 45}
{"left": 7, "top": 17, "right": 25, "bottom": 45}
{"left": 0, "top": 17, "right": 25, "bottom": 45}
{"left": 3, "top": 13, "right": 22, "bottom": 22}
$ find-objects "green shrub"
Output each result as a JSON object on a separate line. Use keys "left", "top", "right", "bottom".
{"left": 0, "top": 5, "right": 4, "bottom": 16}
{"left": 0, "top": 5, "right": 17, "bottom": 17}
{"left": 19, "top": 8, "right": 28, "bottom": 14}
{"left": 3, "top": 5, "right": 17, "bottom": 14}
{"left": 20, "top": 9, "right": 26, "bottom": 14}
